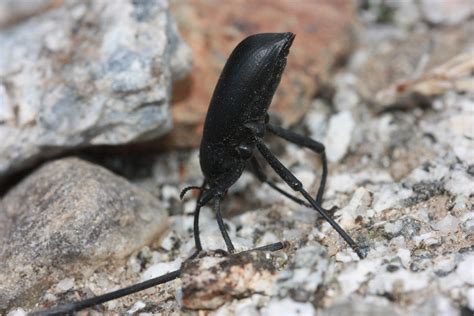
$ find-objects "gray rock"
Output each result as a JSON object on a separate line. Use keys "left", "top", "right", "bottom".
{"left": 0, "top": 158, "right": 168, "bottom": 311}
{"left": 0, "top": 0, "right": 192, "bottom": 182}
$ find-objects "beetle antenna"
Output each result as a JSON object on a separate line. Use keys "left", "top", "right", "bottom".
{"left": 180, "top": 186, "right": 204, "bottom": 200}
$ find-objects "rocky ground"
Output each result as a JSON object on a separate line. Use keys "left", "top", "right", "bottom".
{"left": 1, "top": 0, "right": 473, "bottom": 315}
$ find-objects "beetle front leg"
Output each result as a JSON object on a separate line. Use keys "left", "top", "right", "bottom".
{"left": 214, "top": 196, "right": 236, "bottom": 254}
{"left": 190, "top": 181, "right": 206, "bottom": 258}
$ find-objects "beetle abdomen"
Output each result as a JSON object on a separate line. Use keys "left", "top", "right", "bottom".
{"left": 202, "top": 32, "right": 295, "bottom": 145}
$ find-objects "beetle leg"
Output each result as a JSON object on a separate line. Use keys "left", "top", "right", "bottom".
{"left": 250, "top": 157, "right": 312, "bottom": 208}
{"left": 30, "top": 269, "right": 181, "bottom": 315}
{"left": 188, "top": 180, "right": 207, "bottom": 258}
{"left": 255, "top": 139, "right": 365, "bottom": 259}
{"left": 214, "top": 196, "right": 236, "bottom": 253}
{"left": 266, "top": 123, "right": 327, "bottom": 205}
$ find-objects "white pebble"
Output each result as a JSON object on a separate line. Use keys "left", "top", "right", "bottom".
{"left": 431, "top": 214, "right": 460, "bottom": 233}
{"left": 467, "top": 287, "right": 474, "bottom": 310}
{"left": 56, "top": 277, "right": 74, "bottom": 292}
{"left": 7, "top": 308, "right": 27, "bottom": 316}
{"left": 384, "top": 220, "right": 403, "bottom": 235}
{"left": 324, "top": 111, "right": 355, "bottom": 162}
{"left": 161, "top": 185, "right": 180, "bottom": 201}
{"left": 396, "top": 248, "right": 411, "bottom": 268}
{"left": 127, "top": 301, "right": 146, "bottom": 314}
{"left": 141, "top": 259, "right": 181, "bottom": 281}
{"left": 335, "top": 250, "right": 359, "bottom": 263}
{"left": 456, "top": 255, "right": 474, "bottom": 285}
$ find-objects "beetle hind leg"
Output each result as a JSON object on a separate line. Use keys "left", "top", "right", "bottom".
{"left": 255, "top": 138, "right": 365, "bottom": 259}
{"left": 250, "top": 157, "right": 312, "bottom": 208}
{"left": 266, "top": 123, "right": 327, "bottom": 205}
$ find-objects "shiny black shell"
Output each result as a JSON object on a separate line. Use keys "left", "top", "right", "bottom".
{"left": 200, "top": 32, "right": 295, "bottom": 184}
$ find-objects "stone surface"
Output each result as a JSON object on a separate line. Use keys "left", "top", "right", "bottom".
{"left": 181, "top": 251, "right": 277, "bottom": 310}
{"left": 0, "top": 158, "right": 168, "bottom": 311}
{"left": 165, "top": 0, "right": 356, "bottom": 147}
{"left": 0, "top": 0, "right": 192, "bottom": 182}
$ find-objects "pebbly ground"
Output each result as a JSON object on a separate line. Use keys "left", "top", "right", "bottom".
{"left": 11, "top": 80, "right": 473, "bottom": 316}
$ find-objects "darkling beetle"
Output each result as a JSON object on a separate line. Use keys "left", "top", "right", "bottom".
{"left": 30, "top": 32, "right": 364, "bottom": 316}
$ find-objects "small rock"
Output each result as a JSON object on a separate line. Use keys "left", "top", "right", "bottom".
{"left": 324, "top": 111, "right": 355, "bottom": 162}
{"left": 396, "top": 248, "right": 411, "bottom": 268}
{"left": 413, "top": 232, "right": 439, "bottom": 247}
{"left": 336, "top": 187, "right": 372, "bottom": 229}
{"left": 434, "top": 256, "right": 457, "bottom": 276}
{"left": 431, "top": 214, "right": 460, "bottom": 234}
{"left": 257, "top": 232, "right": 280, "bottom": 248}
{"left": 141, "top": 259, "right": 182, "bottom": 282}
{"left": 0, "top": 158, "right": 168, "bottom": 311}
{"left": 461, "top": 212, "right": 474, "bottom": 237}
{"left": 456, "top": 255, "right": 474, "bottom": 286}
{"left": 335, "top": 250, "right": 359, "bottom": 263}
{"left": 372, "top": 184, "right": 412, "bottom": 213}
{"left": 55, "top": 278, "right": 74, "bottom": 293}
{"left": 181, "top": 251, "right": 277, "bottom": 310}
{"left": 127, "top": 301, "right": 146, "bottom": 314}
{"left": 467, "top": 287, "right": 474, "bottom": 310}
{"left": 6, "top": 308, "right": 26, "bottom": 316}
{"left": 384, "top": 220, "right": 403, "bottom": 236}
{"left": 445, "top": 170, "right": 474, "bottom": 198}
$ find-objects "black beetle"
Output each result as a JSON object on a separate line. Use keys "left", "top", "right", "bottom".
{"left": 30, "top": 32, "right": 364, "bottom": 316}
{"left": 182, "top": 32, "right": 363, "bottom": 258}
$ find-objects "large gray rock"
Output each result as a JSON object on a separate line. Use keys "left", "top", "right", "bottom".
{"left": 0, "top": 158, "right": 168, "bottom": 311}
{"left": 0, "top": 0, "right": 192, "bottom": 182}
